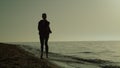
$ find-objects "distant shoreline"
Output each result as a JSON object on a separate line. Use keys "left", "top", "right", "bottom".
{"left": 0, "top": 43, "right": 60, "bottom": 68}
{"left": 4, "top": 41, "right": 120, "bottom": 43}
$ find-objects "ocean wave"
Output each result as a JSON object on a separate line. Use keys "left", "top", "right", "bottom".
{"left": 19, "top": 43, "right": 120, "bottom": 68}
{"left": 101, "top": 65, "right": 120, "bottom": 68}
{"left": 49, "top": 52, "right": 120, "bottom": 68}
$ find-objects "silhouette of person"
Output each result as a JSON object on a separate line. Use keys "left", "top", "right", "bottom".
{"left": 38, "top": 13, "right": 52, "bottom": 59}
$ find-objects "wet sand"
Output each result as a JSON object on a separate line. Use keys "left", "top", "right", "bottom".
{"left": 0, "top": 43, "right": 60, "bottom": 68}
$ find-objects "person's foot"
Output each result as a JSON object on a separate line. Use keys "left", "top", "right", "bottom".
{"left": 41, "top": 55, "right": 43, "bottom": 59}
{"left": 41, "top": 57, "right": 43, "bottom": 59}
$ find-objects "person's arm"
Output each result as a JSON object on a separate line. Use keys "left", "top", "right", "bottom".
{"left": 48, "top": 22, "right": 52, "bottom": 33}
{"left": 38, "top": 21, "right": 40, "bottom": 31}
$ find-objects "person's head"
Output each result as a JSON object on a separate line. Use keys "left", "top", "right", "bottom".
{"left": 42, "top": 13, "right": 47, "bottom": 20}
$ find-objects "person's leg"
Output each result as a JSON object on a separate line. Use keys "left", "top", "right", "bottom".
{"left": 45, "top": 35, "right": 49, "bottom": 58}
{"left": 40, "top": 35, "right": 44, "bottom": 59}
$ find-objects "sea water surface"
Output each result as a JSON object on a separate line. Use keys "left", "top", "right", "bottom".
{"left": 10, "top": 41, "right": 120, "bottom": 68}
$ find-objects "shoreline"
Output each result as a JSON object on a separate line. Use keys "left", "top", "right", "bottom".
{"left": 0, "top": 43, "right": 60, "bottom": 68}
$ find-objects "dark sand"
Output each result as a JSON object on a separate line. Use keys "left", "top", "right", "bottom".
{"left": 0, "top": 43, "right": 60, "bottom": 68}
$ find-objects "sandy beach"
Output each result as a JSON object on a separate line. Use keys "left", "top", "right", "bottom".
{"left": 0, "top": 43, "right": 60, "bottom": 68}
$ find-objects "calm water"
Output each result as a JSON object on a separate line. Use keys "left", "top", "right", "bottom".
{"left": 11, "top": 41, "right": 120, "bottom": 68}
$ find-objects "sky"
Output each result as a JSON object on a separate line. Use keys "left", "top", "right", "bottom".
{"left": 0, "top": 0, "right": 120, "bottom": 42}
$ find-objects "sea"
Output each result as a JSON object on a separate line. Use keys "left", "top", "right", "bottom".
{"left": 10, "top": 41, "right": 120, "bottom": 68}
